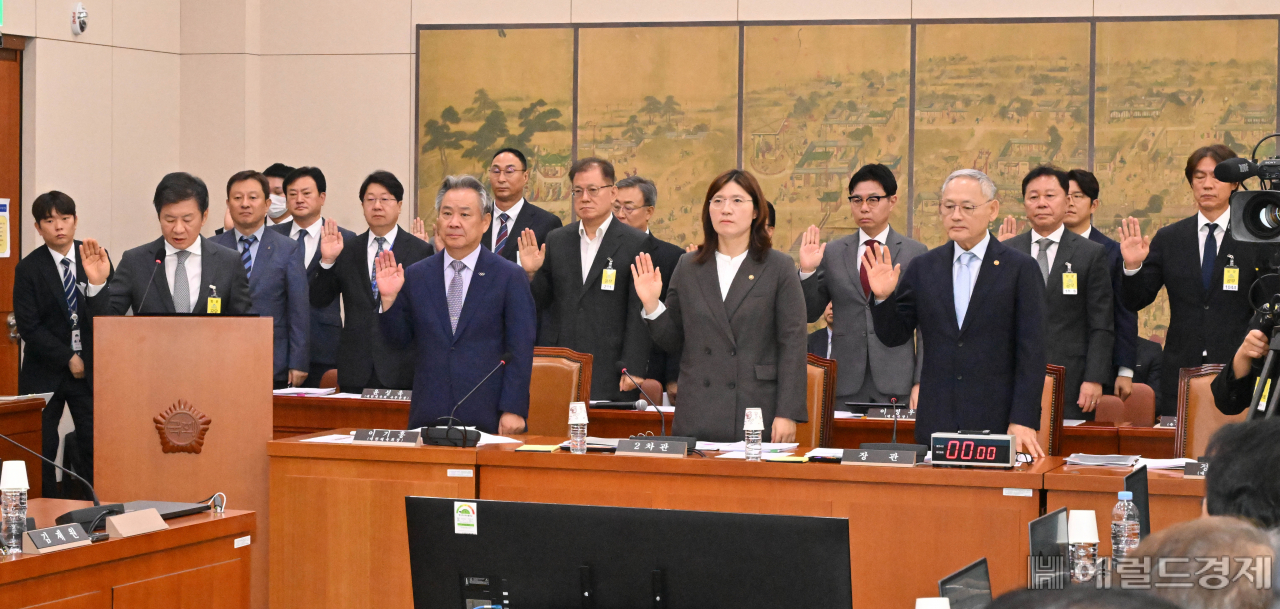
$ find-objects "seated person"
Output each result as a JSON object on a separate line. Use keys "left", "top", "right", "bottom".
{"left": 1212, "top": 329, "right": 1273, "bottom": 415}
{"left": 1131, "top": 517, "right": 1275, "bottom": 609}
{"left": 808, "top": 302, "right": 833, "bottom": 358}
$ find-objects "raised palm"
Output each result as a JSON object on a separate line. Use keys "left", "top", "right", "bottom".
{"left": 319, "top": 219, "right": 344, "bottom": 263}
{"left": 862, "top": 244, "right": 900, "bottom": 301}
{"left": 1117, "top": 217, "right": 1150, "bottom": 269}
{"left": 798, "top": 225, "right": 826, "bottom": 273}
{"left": 79, "top": 239, "right": 111, "bottom": 285}
{"left": 517, "top": 228, "right": 545, "bottom": 275}
{"left": 374, "top": 251, "right": 404, "bottom": 306}
{"left": 996, "top": 216, "right": 1019, "bottom": 242}
{"left": 631, "top": 253, "right": 663, "bottom": 313}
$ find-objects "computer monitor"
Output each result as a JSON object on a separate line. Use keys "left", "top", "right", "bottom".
{"left": 939, "top": 557, "right": 992, "bottom": 609}
{"left": 1124, "top": 464, "right": 1152, "bottom": 539}
{"left": 1028, "top": 507, "right": 1069, "bottom": 590}
{"left": 406, "top": 497, "right": 853, "bottom": 609}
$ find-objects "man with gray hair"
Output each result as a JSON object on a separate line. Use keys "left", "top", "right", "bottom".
{"left": 864, "top": 169, "right": 1048, "bottom": 457}
{"left": 376, "top": 174, "right": 537, "bottom": 434}
{"left": 613, "top": 176, "right": 685, "bottom": 401}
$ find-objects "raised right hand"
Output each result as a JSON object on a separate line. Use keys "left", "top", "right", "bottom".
{"left": 374, "top": 250, "right": 404, "bottom": 310}
{"left": 862, "top": 242, "right": 900, "bottom": 301}
{"left": 1117, "top": 217, "right": 1151, "bottom": 270}
{"left": 799, "top": 225, "right": 826, "bottom": 273}
{"left": 517, "top": 228, "right": 545, "bottom": 276}
{"left": 631, "top": 252, "right": 664, "bottom": 315}
{"left": 319, "top": 219, "right": 344, "bottom": 264}
{"left": 996, "top": 216, "right": 1019, "bottom": 242}
{"left": 79, "top": 239, "right": 111, "bottom": 286}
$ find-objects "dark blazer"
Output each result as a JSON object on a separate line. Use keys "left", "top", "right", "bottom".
{"left": 1121, "top": 215, "right": 1259, "bottom": 415}
{"left": 211, "top": 228, "right": 310, "bottom": 381}
{"left": 1088, "top": 227, "right": 1139, "bottom": 375}
{"left": 380, "top": 248, "right": 537, "bottom": 432}
{"left": 1133, "top": 337, "right": 1163, "bottom": 406}
{"left": 481, "top": 200, "right": 563, "bottom": 263}
{"left": 272, "top": 219, "right": 356, "bottom": 371}
{"left": 15, "top": 243, "right": 113, "bottom": 393}
{"left": 802, "top": 227, "right": 927, "bottom": 397}
{"left": 531, "top": 218, "right": 651, "bottom": 401}
{"left": 89, "top": 237, "right": 251, "bottom": 316}
{"left": 646, "top": 249, "right": 809, "bottom": 442}
{"left": 642, "top": 233, "right": 685, "bottom": 385}
{"left": 311, "top": 228, "right": 434, "bottom": 391}
{"left": 808, "top": 328, "right": 831, "bottom": 358}
{"left": 871, "top": 235, "right": 1047, "bottom": 444}
{"left": 1007, "top": 229, "right": 1114, "bottom": 418}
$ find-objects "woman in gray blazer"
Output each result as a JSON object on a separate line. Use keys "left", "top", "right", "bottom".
{"left": 631, "top": 169, "right": 808, "bottom": 442}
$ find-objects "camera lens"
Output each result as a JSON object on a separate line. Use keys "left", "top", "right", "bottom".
{"left": 1243, "top": 191, "right": 1280, "bottom": 241}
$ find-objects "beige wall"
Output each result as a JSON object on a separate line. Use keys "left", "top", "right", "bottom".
{"left": 6, "top": 0, "right": 1279, "bottom": 255}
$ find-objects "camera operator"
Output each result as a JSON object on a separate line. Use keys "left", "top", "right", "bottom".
{"left": 1213, "top": 328, "right": 1270, "bottom": 415}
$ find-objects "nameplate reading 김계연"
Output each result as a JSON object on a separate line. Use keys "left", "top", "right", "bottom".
{"left": 616, "top": 439, "right": 687, "bottom": 458}
{"left": 23, "top": 524, "right": 92, "bottom": 554}
{"left": 362, "top": 389, "right": 412, "bottom": 401}
{"left": 841, "top": 449, "right": 917, "bottom": 467}
{"left": 351, "top": 429, "right": 423, "bottom": 447}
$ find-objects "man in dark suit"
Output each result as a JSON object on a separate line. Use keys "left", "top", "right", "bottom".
{"left": 15, "top": 191, "right": 112, "bottom": 496}
{"left": 1065, "top": 168, "right": 1140, "bottom": 402}
{"left": 312, "top": 170, "right": 434, "bottom": 393}
{"left": 1134, "top": 336, "right": 1163, "bottom": 405}
{"left": 517, "top": 157, "right": 651, "bottom": 401}
{"left": 808, "top": 303, "right": 833, "bottom": 358}
{"left": 482, "top": 148, "right": 563, "bottom": 263}
{"left": 263, "top": 162, "right": 296, "bottom": 228}
{"left": 1118, "top": 144, "right": 1259, "bottom": 416}
{"left": 211, "top": 170, "right": 310, "bottom": 388}
{"left": 271, "top": 166, "right": 355, "bottom": 386}
{"left": 378, "top": 175, "right": 536, "bottom": 434}
{"left": 800, "top": 163, "right": 928, "bottom": 408}
{"left": 867, "top": 169, "right": 1047, "bottom": 457}
{"left": 613, "top": 175, "right": 684, "bottom": 401}
{"left": 1004, "top": 166, "right": 1114, "bottom": 419}
{"left": 88, "top": 172, "right": 251, "bottom": 316}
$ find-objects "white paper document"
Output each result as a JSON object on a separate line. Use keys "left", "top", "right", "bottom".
{"left": 0, "top": 392, "right": 55, "bottom": 405}
{"left": 1065, "top": 454, "right": 1140, "bottom": 467}
{"left": 1136, "top": 458, "right": 1197, "bottom": 470}
{"left": 645, "top": 405, "right": 675, "bottom": 413}
{"left": 1062, "top": 419, "right": 1087, "bottom": 427}
{"left": 833, "top": 410, "right": 859, "bottom": 419}
{"left": 696, "top": 441, "right": 798, "bottom": 452}
{"left": 476, "top": 432, "right": 522, "bottom": 446}
{"left": 715, "top": 451, "right": 796, "bottom": 459}
{"left": 804, "top": 448, "right": 845, "bottom": 459}
{"left": 272, "top": 387, "right": 336, "bottom": 396}
{"left": 300, "top": 433, "right": 353, "bottom": 444}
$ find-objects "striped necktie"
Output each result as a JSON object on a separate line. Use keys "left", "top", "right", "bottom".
{"left": 371, "top": 236, "right": 387, "bottom": 301}
{"left": 239, "top": 235, "right": 257, "bottom": 279}
{"left": 60, "top": 258, "right": 80, "bottom": 332}
{"left": 494, "top": 213, "right": 511, "bottom": 254}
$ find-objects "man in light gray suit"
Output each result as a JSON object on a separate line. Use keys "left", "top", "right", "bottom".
{"left": 799, "top": 164, "right": 927, "bottom": 409}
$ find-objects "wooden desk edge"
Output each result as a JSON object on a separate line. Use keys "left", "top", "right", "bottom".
{"left": 268, "top": 429, "right": 478, "bottom": 465}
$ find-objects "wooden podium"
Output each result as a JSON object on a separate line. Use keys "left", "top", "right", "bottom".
{"left": 94, "top": 316, "right": 273, "bottom": 609}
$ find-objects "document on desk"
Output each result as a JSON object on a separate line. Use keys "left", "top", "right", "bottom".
{"left": 476, "top": 432, "right": 522, "bottom": 446}
{"left": 1062, "top": 419, "right": 1087, "bottom": 427}
{"left": 1065, "top": 454, "right": 1139, "bottom": 467}
{"left": 805, "top": 448, "right": 845, "bottom": 459}
{"left": 645, "top": 405, "right": 675, "bottom": 413}
{"left": 715, "top": 452, "right": 798, "bottom": 460}
{"left": 300, "top": 433, "right": 354, "bottom": 444}
{"left": 696, "top": 441, "right": 798, "bottom": 452}
{"left": 556, "top": 437, "right": 620, "bottom": 449}
{"left": 0, "top": 392, "right": 55, "bottom": 404}
{"left": 1136, "top": 457, "right": 1197, "bottom": 470}
{"left": 833, "top": 410, "right": 860, "bottom": 419}
{"left": 272, "top": 387, "right": 336, "bottom": 397}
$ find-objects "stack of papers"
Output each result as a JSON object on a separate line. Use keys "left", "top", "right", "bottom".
{"left": 300, "top": 433, "right": 353, "bottom": 444}
{"left": 804, "top": 448, "right": 845, "bottom": 459}
{"left": 297, "top": 429, "right": 522, "bottom": 447}
{"left": 833, "top": 411, "right": 860, "bottom": 419}
{"left": 1136, "top": 458, "right": 1197, "bottom": 470}
{"left": 695, "top": 441, "right": 798, "bottom": 453}
{"left": 1065, "top": 454, "right": 1140, "bottom": 467}
{"left": 557, "top": 437, "right": 620, "bottom": 449}
{"left": 476, "top": 432, "right": 522, "bottom": 446}
{"left": 645, "top": 405, "right": 675, "bottom": 413}
{"left": 272, "top": 387, "right": 336, "bottom": 397}
{"left": 1062, "top": 419, "right": 1087, "bottom": 427}
{"left": 715, "top": 452, "right": 804, "bottom": 462}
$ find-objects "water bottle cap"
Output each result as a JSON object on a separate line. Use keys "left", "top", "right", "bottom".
{"left": 1118, "top": 491, "right": 1133, "bottom": 500}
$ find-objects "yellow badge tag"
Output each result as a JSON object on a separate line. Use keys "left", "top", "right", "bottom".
{"left": 1224, "top": 267, "right": 1239, "bottom": 292}
{"left": 601, "top": 268, "right": 616, "bottom": 291}
{"left": 207, "top": 297, "right": 222, "bottom": 314}
{"left": 1062, "top": 273, "right": 1078, "bottom": 295}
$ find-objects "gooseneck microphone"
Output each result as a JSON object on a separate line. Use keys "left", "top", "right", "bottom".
{"left": 617, "top": 361, "right": 665, "bottom": 437}
{"left": 136, "top": 248, "right": 166, "bottom": 313}
{"left": 426, "top": 351, "right": 513, "bottom": 447}
{"left": 0, "top": 431, "right": 124, "bottom": 530}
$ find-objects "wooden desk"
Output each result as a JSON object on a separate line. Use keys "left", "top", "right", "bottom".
{"left": 1043, "top": 462, "right": 1204, "bottom": 557}
{"left": 267, "top": 430, "right": 478, "bottom": 609}
{"left": 826, "top": 418, "right": 1176, "bottom": 458}
{"left": 0, "top": 498, "right": 254, "bottom": 608}
{"left": 0, "top": 397, "right": 43, "bottom": 498}
{"left": 478, "top": 438, "right": 1056, "bottom": 609}
{"left": 273, "top": 395, "right": 409, "bottom": 439}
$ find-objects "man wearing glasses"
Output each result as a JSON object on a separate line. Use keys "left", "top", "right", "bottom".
{"left": 518, "top": 157, "right": 651, "bottom": 401}
{"left": 864, "top": 169, "right": 1047, "bottom": 458}
{"left": 483, "top": 148, "right": 563, "bottom": 264}
{"left": 798, "top": 164, "right": 927, "bottom": 409}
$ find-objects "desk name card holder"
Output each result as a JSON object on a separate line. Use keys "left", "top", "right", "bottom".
{"left": 106, "top": 508, "right": 169, "bottom": 539}
{"left": 616, "top": 439, "right": 687, "bottom": 458}
{"left": 841, "top": 448, "right": 917, "bottom": 467}
{"left": 351, "top": 429, "right": 423, "bottom": 446}
{"left": 23, "top": 523, "right": 91, "bottom": 554}
{"left": 362, "top": 389, "right": 412, "bottom": 401}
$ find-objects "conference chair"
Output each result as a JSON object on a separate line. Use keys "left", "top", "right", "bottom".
{"left": 1174, "top": 364, "right": 1244, "bottom": 458}
{"left": 319, "top": 369, "right": 338, "bottom": 390}
{"left": 796, "top": 354, "right": 837, "bottom": 448}
{"left": 1093, "top": 383, "right": 1156, "bottom": 427}
{"left": 1038, "top": 365, "right": 1066, "bottom": 456}
{"left": 525, "top": 347, "right": 593, "bottom": 437}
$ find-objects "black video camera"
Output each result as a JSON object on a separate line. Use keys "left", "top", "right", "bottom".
{"left": 1222, "top": 132, "right": 1280, "bottom": 243}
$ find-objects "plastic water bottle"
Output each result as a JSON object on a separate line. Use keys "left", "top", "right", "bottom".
{"left": 745, "top": 430, "right": 763, "bottom": 461}
{"left": 1111, "top": 491, "right": 1141, "bottom": 560}
{"left": 569, "top": 423, "right": 588, "bottom": 454}
{"left": 2, "top": 489, "right": 27, "bottom": 554}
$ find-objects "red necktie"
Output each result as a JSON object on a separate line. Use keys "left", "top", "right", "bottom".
{"left": 860, "top": 239, "right": 879, "bottom": 299}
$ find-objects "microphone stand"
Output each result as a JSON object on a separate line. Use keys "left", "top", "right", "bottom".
{"left": 0, "top": 432, "right": 125, "bottom": 530}
{"left": 427, "top": 358, "right": 509, "bottom": 447}
{"left": 619, "top": 367, "right": 664, "bottom": 437}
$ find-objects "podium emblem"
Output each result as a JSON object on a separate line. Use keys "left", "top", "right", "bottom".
{"left": 153, "top": 400, "right": 212, "bottom": 454}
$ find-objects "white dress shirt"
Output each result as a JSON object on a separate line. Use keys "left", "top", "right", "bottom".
{"left": 643, "top": 248, "right": 748, "bottom": 320}
{"left": 1030, "top": 223, "right": 1066, "bottom": 271}
{"left": 49, "top": 246, "right": 76, "bottom": 284}
{"left": 165, "top": 237, "right": 203, "bottom": 312}
{"left": 365, "top": 225, "right": 399, "bottom": 280}
{"left": 952, "top": 232, "right": 991, "bottom": 294}
{"left": 1123, "top": 211, "right": 1226, "bottom": 277}
{"left": 443, "top": 245, "right": 483, "bottom": 303}
{"left": 798, "top": 225, "right": 890, "bottom": 281}
{"left": 1079, "top": 226, "right": 1093, "bottom": 240}
{"left": 290, "top": 219, "right": 324, "bottom": 266}
{"left": 824, "top": 327, "right": 833, "bottom": 358}
{"left": 579, "top": 214, "right": 613, "bottom": 283}
{"left": 491, "top": 198, "right": 525, "bottom": 251}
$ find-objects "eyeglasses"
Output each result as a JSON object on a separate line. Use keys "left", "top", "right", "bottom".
{"left": 572, "top": 185, "right": 614, "bottom": 199}
{"left": 1067, "top": 192, "right": 1092, "bottom": 202}
{"left": 489, "top": 166, "right": 524, "bottom": 176}
{"left": 848, "top": 194, "right": 888, "bottom": 206}
{"left": 940, "top": 200, "right": 994, "bottom": 216}
{"left": 364, "top": 196, "right": 398, "bottom": 206}
{"left": 709, "top": 196, "right": 753, "bottom": 209}
{"left": 613, "top": 203, "right": 647, "bottom": 214}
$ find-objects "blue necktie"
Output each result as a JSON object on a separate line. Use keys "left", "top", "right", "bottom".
{"left": 60, "top": 258, "right": 80, "bottom": 334}
{"left": 1202, "top": 223, "right": 1218, "bottom": 291}
{"left": 239, "top": 235, "right": 257, "bottom": 279}
{"left": 371, "top": 236, "right": 387, "bottom": 301}
{"left": 955, "top": 251, "right": 977, "bottom": 327}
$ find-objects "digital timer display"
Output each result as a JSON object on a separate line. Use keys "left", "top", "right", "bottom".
{"left": 930, "top": 433, "right": 1015, "bottom": 468}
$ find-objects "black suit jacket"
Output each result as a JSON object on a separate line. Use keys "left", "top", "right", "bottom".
{"left": 1088, "top": 227, "right": 1139, "bottom": 375}
{"left": 310, "top": 229, "right": 434, "bottom": 391}
{"left": 871, "top": 235, "right": 1047, "bottom": 443}
{"left": 15, "top": 243, "right": 113, "bottom": 393}
{"left": 531, "top": 218, "right": 651, "bottom": 400}
{"left": 1007, "top": 229, "right": 1114, "bottom": 418}
{"left": 90, "top": 237, "right": 251, "bottom": 316}
{"left": 481, "top": 200, "right": 563, "bottom": 263}
{"left": 1121, "top": 215, "right": 1260, "bottom": 415}
{"left": 642, "top": 233, "right": 685, "bottom": 385}
{"left": 271, "top": 219, "right": 356, "bottom": 370}
{"left": 808, "top": 328, "right": 831, "bottom": 358}
{"left": 1133, "top": 337, "right": 1163, "bottom": 406}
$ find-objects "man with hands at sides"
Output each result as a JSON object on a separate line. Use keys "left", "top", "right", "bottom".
{"left": 798, "top": 163, "right": 926, "bottom": 410}
{"left": 375, "top": 176, "right": 535, "bottom": 435}
{"left": 865, "top": 169, "right": 1047, "bottom": 458}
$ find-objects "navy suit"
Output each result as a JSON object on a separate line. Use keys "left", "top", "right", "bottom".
{"left": 1087, "top": 227, "right": 1139, "bottom": 382}
{"left": 212, "top": 227, "right": 310, "bottom": 383}
{"left": 871, "top": 235, "right": 1047, "bottom": 444}
{"left": 271, "top": 219, "right": 355, "bottom": 383}
{"left": 380, "top": 247, "right": 537, "bottom": 432}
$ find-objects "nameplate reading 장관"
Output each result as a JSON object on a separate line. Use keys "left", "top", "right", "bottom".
{"left": 841, "top": 449, "right": 917, "bottom": 467}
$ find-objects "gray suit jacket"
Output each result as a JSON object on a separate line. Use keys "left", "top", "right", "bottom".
{"left": 1008, "top": 229, "right": 1114, "bottom": 418}
{"left": 801, "top": 227, "right": 926, "bottom": 398}
{"left": 646, "top": 249, "right": 809, "bottom": 442}
{"left": 90, "top": 237, "right": 251, "bottom": 316}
